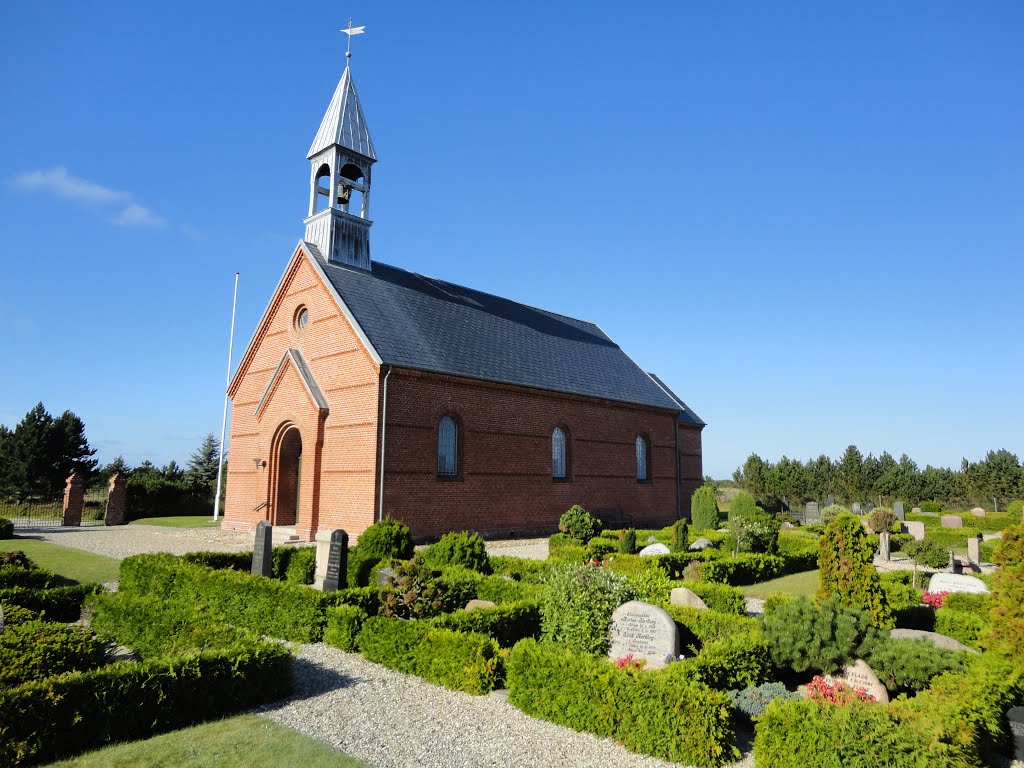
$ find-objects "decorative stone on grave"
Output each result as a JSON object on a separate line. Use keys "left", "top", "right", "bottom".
{"left": 911, "top": 506, "right": 921, "bottom": 515}
{"left": 314, "top": 529, "right": 348, "bottom": 591}
{"left": 889, "top": 628, "right": 978, "bottom": 654}
{"left": 903, "top": 521, "right": 926, "bottom": 541}
{"left": 967, "top": 536, "right": 981, "bottom": 565}
{"left": 825, "top": 659, "right": 889, "bottom": 704}
{"left": 645, "top": 535, "right": 658, "bottom": 544}
{"left": 251, "top": 520, "right": 273, "bottom": 577}
{"left": 689, "top": 538, "right": 714, "bottom": 551}
{"left": 670, "top": 587, "right": 708, "bottom": 611}
{"left": 878, "top": 531, "right": 891, "bottom": 562}
{"left": 970, "top": 507, "right": 985, "bottom": 517}
{"left": 927, "top": 572, "right": 990, "bottom": 595}
{"left": 893, "top": 502, "right": 905, "bottom": 521}
{"left": 638, "top": 542, "right": 670, "bottom": 557}
{"left": 105, "top": 473, "right": 128, "bottom": 526}
{"left": 607, "top": 601, "right": 679, "bottom": 669}
{"left": 780, "top": 521, "right": 795, "bottom": 529}
{"left": 1008, "top": 706, "right": 1024, "bottom": 761}
{"left": 940, "top": 515, "right": 963, "bottom": 529}
{"left": 465, "top": 599, "right": 496, "bottom": 611}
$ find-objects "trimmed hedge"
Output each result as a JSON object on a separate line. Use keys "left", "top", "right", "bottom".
{"left": 665, "top": 606, "right": 768, "bottom": 689}
{"left": 429, "top": 600, "right": 541, "bottom": 648}
{"left": 323, "top": 604, "right": 368, "bottom": 652}
{"left": 181, "top": 545, "right": 317, "bottom": 584}
{"left": 488, "top": 556, "right": 549, "bottom": 582}
{"left": 0, "top": 518, "right": 12, "bottom": 539}
{"left": 0, "top": 584, "right": 101, "bottom": 622}
{"left": 0, "top": 620, "right": 107, "bottom": 689}
{"left": 679, "top": 581, "right": 746, "bottom": 615}
{"left": 356, "top": 615, "right": 502, "bottom": 694}
{"left": 934, "top": 608, "right": 986, "bottom": 649}
{"left": 507, "top": 639, "right": 737, "bottom": 768}
{"left": 0, "top": 643, "right": 292, "bottom": 767}
{"left": 0, "top": 567, "right": 72, "bottom": 590}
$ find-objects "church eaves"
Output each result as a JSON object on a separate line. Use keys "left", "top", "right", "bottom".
{"left": 307, "top": 65, "right": 376, "bottom": 161}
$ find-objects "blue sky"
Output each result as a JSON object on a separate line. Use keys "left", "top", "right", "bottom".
{"left": 0, "top": 2, "right": 1021, "bottom": 479}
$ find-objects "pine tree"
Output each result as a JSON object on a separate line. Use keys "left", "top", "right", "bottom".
{"left": 0, "top": 404, "right": 97, "bottom": 498}
{"left": 817, "top": 513, "right": 892, "bottom": 628}
{"left": 186, "top": 433, "right": 221, "bottom": 494}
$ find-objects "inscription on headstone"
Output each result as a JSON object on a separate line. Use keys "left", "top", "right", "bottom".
{"left": 826, "top": 659, "right": 889, "bottom": 704}
{"left": 1008, "top": 706, "right": 1024, "bottom": 761}
{"left": 893, "top": 502, "right": 905, "bottom": 521}
{"left": 928, "top": 572, "right": 989, "bottom": 594}
{"left": 607, "top": 601, "right": 679, "bottom": 669}
{"left": 251, "top": 521, "right": 273, "bottom": 577}
{"left": 322, "top": 529, "right": 348, "bottom": 592}
{"left": 940, "top": 515, "right": 963, "bottom": 529}
{"left": 804, "top": 502, "right": 820, "bottom": 524}
{"left": 903, "top": 521, "right": 926, "bottom": 541}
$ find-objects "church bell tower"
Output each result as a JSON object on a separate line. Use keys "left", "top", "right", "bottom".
{"left": 304, "top": 23, "right": 375, "bottom": 270}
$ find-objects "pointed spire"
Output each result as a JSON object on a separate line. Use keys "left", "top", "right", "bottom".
{"left": 307, "top": 65, "right": 376, "bottom": 161}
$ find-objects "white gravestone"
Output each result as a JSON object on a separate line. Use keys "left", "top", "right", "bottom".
{"left": 826, "top": 659, "right": 889, "bottom": 704}
{"left": 607, "top": 601, "right": 679, "bottom": 669}
{"left": 638, "top": 542, "right": 671, "bottom": 557}
{"left": 928, "top": 573, "right": 990, "bottom": 594}
{"left": 670, "top": 587, "right": 708, "bottom": 611}
{"left": 903, "top": 521, "right": 926, "bottom": 541}
{"left": 967, "top": 537, "right": 981, "bottom": 564}
{"left": 971, "top": 507, "right": 985, "bottom": 517}
{"left": 940, "top": 515, "right": 963, "bottom": 529}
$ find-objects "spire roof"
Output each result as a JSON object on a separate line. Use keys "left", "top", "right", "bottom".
{"left": 307, "top": 65, "right": 376, "bottom": 161}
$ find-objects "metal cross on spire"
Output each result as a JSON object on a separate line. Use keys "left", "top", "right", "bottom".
{"left": 341, "top": 18, "right": 366, "bottom": 60}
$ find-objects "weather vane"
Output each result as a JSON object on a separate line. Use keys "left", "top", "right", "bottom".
{"left": 341, "top": 18, "right": 366, "bottom": 60}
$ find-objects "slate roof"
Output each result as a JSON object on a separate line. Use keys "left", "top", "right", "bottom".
{"left": 647, "top": 373, "right": 705, "bottom": 426}
{"left": 308, "top": 65, "right": 376, "bottom": 161}
{"left": 311, "top": 247, "right": 684, "bottom": 412}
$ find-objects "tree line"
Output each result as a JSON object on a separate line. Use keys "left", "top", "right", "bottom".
{"left": 732, "top": 445, "right": 1023, "bottom": 510}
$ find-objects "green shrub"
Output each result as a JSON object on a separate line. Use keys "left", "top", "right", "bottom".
{"left": 667, "top": 605, "right": 761, "bottom": 645}
{"left": 0, "top": 551, "right": 33, "bottom": 569}
{"left": 422, "top": 531, "right": 491, "bottom": 574}
{"left": 691, "top": 484, "right": 720, "bottom": 531}
{"left": 727, "top": 682, "right": 801, "bottom": 721}
{"left": 925, "top": 527, "right": 982, "bottom": 550}
{"left": 586, "top": 536, "right": 617, "bottom": 560}
{"left": 0, "top": 603, "right": 37, "bottom": 626}
{"left": 474, "top": 574, "right": 544, "bottom": 604}
{"left": 507, "top": 639, "right": 737, "bottom": 767}
{"left": 671, "top": 633, "right": 769, "bottom": 689}
{"left": 547, "top": 532, "right": 573, "bottom": 552}
{"left": 728, "top": 492, "right": 760, "bottom": 521}
{"left": 0, "top": 518, "right": 12, "bottom": 539}
{"left": 867, "top": 508, "right": 898, "bottom": 533}
{"left": 346, "top": 548, "right": 381, "bottom": 588}
{"left": 626, "top": 567, "right": 674, "bottom": 604}
{"left": 761, "top": 596, "right": 877, "bottom": 674}
{"left": 881, "top": 580, "right": 921, "bottom": 614}
{"left": 378, "top": 557, "right": 458, "bottom": 620}
{"left": 984, "top": 523, "right": 1024, "bottom": 657}
{"left": 0, "top": 642, "right": 292, "bottom": 767}
{"left": 181, "top": 550, "right": 251, "bottom": 571}
{"left": 731, "top": 510, "right": 780, "bottom": 555}
{"left": 942, "top": 591, "right": 990, "bottom": 614}
{"left": 558, "top": 505, "right": 602, "bottom": 543}
{"left": 762, "top": 592, "right": 797, "bottom": 618}
{"left": 679, "top": 581, "right": 746, "bottom": 615}
{"left": 357, "top": 615, "right": 502, "bottom": 694}
{"left": 817, "top": 514, "right": 892, "bottom": 628}
{"left": 1007, "top": 499, "right": 1023, "bottom": 517}
{"left": 0, "top": 584, "right": 101, "bottom": 622}
{"left": 430, "top": 600, "right": 541, "bottom": 648}
{"left": 619, "top": 528, "right": 637, "bottom": 554}
{"left": 323, "top": 604, "right": 368, "bottom": 652}
{"left": 932, "top": 609, "right": 986, "bottom": 650}
{"left": 994, "top": 522, "right": 1024, "bottom": 565}
{"left": 904, "top": 538, "right": 949, "bottom": 571}
{"left": 284, "top": 546, "right": 316, "bottom": 584}
{"left": 702, "top": 553, "right": 787, "bottom": 585}
{"left": 820, "top": 504, "right": 848, "bottom": 526}
{"left": 866, "top": 636, "right": 967, "bottom": 693}
{"left": 540, "top": 563, "right": 634, "bottom": 655}
{"left": 488, "top": 556, "right": 549, "bottom": 582}
{"left": 919, "top": 501, "right": 943, "bottom": 515}
{"left": 357, "top": 519, "right": 414, "bottom": 560}
{"left": 0, "top": 567, "right": 71, "bottom": 590}
{"left": 670, "top": 519, "right": 688, "bottom": 553}
{"left": 0, "top": 620, "right": 107, "bottom": 689}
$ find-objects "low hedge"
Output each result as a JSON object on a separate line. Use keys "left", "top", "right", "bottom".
{"left": 507, "top": 639, "right": 737, "bottom": 767}
{"left": 0, "top": 518, "right": 12, "bottom": 539}
{"left": 0, "top": 642, "right": 292, "bottom": 767}
{"left": 429, "top": 600, "right": 541, "bottom": 648}
{"left": 665, "top": 606, "right": 768, "bottom": 689}
{"left": 703, "top": 554, "right": 787, "bottom": 585}
{"left": 0, "top": 619, "right": 107, "bottom": 689}
{"left": 923, "top": 527, "right": 983, "bottom": 550}
{"left": 0, "top": 603, "right": 37, "bottom": 626}
{"left": 439, "top": 565, "right": 545, "bottom": 604}
{"left": 356, "top": 615, "right": 502, "bottom": 694}
{"left": 0, "top": 584, "right": 101, "bottom": 622}
{"left": 679, "top": 581, "right": 746, "bottom": 615}
{"left": 0, "top": 567, "right": 73, "bottom": 591}
{"left": 934, "top": 608, "right": 987, "bottom": 649}
{"left": 323, "top": 604, "right": 368, "bottom": 652}
{"left": 182, "top": 545, "right": 317, "bottom": 584}
{"left": 488, "top": 556, "right": 549, "bottom": 582}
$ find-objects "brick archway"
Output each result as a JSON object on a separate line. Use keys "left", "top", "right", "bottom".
{"left": 271, "top": 424, "right": 302, "bottom": 527}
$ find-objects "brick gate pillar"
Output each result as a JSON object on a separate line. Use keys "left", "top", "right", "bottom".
{"left": 61, "top": 472, "right": 85, "bottom": 526}
{"left": 105, "top": 472, "right": 127, "bottom": 526}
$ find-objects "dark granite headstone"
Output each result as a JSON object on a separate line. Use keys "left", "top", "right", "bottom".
{"left": 824, "top": 495, "right": 835, "bottom": 508}
{"left": 866, "top": 502, "right": 875, "bottom": 513}
{"left": 322, "top": 529, "right": 349, "bottom": 592}
{"left": 1008, "top": 706, "right": 1024, "bottom": 760}
{"left": 251, "top": 520, "right": 273, "bottom": 577}
{"left": 893, "top": 502, "right": 905, "bottom": 521}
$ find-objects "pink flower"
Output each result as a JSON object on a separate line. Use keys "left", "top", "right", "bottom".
{"left": 921, "top": 591, "right": 950, "bottom": 609}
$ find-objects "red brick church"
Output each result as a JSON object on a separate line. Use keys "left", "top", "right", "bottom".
{"left": 223, "top": 55, "right": 704, "bottom": 542}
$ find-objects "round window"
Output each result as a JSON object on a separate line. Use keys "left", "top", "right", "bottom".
{"left": 295, "top": 307, "right": 309, "bottom": 331}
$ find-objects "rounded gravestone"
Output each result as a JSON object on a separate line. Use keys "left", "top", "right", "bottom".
{"left": 465, "top": 599, "right": 497, "bottom": 611}
{"left": 607, "top": 600, "right": 679, "bottom": 669}
{"left": 971, "top": 507, "right": 985, "bottom": 517}
{"left": 826, "top": 659, "right": 889, "bottom": 704}
{"left": 670, "top": 587, "right": 708, "bottom": 611}
{"left": 689, "top": 538, "right": 714, "bottom": 551}
{"left": 638, "top": 542, "right": 671, "bottom": 557}
{"left": 889, "top": 628, "right": 978, "bottom": 654}
{"left": 928, "top": 573, "right": 989, "bottom": 594}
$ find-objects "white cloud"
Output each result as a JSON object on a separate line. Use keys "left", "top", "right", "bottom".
{"left": 10, "top": 166, "right": 167, "bottom": 229}
{"left": 111, "top": 203, "right": 167, "bottom": 229}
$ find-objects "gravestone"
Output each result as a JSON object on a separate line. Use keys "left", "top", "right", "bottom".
{"left": 465, "top": 599, "right": 496, "bottom": 611}
{"left": 804, "top": 502, "right": 820, "bottom": 524}
{"left": 971, "top": 507, "right": 985, "bottom": 517}
{"left": 689, "top": 538, "right": 714, "bottom": 551}
{"left": 781, "top": 521, "right": 795, "bottom": 529}
{"left": 826, "top": 659, "right": 889, "bottom": 704}
{"left": 949, "top": 550, "right": 962, "bottom": 574}
{"left": 646, "top": 535, "right": 659, "bottom": 544}
{"left": 941, "top": 515, "right": 963, "bottom": 529}
{"left": 669, "top": 587, "right": 708, "bottom": 611}
{"left": 879, "top": 531, "right": 891, "bottom": 562}
{"left": 607, "top": 601, "right": 679, "bottom": 669}
{"left": 893, "top": 502, "right": 905, "bottom": 521}
{"left": 866, "top": 502, "right": 875, "bottom": 513}
{"left": 314, "top": 529, "right": 348, "bottom": 592}
{"left": 851, "top": 502, "right": 862, "bottom": 515}
{"left": 251, "top": 521, "right": 273, "bottom": 577}
{"left": 903, "top": 521, "right": 926, "bottom": 541}
{"left": 928, "top": 572, "right": 989, "bottom": 594}
{"left": 911, "top": 506, "right": 921, "bottom": 515}
{"left": 889, "top": 629, "right": 978, "bottom": 654}
{"left": 638, "top": 542, "right": 670, "bottom": 557}
{"left": 1008, "top": 706, "right": 1024, "bottom": 761}
{"left": 967, "top": 536, "right": 981, "bottom": 565}
{"left": 375, "top": 565, "right": 396, "bottom": 587}
{"left": 824, "top": 496, "right": 835, "bottom": 508}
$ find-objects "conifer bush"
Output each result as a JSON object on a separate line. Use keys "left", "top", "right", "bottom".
{"left": 817, "top": 513, "right": 893, "bottom": 627}
{"left": 866, "top": 507, "right": 898, "bottom": 533}
{"left": 865, "top": 636, "right": 967, "bottom": 693}
{"left": 378, "top": 556, "right": 459, "bottom": 620}
{"left": 819, "top": 504, "right": 848, "bottom": 526}
{"left": 761, "top": 595, "right": 878, "bottom": 675}
{"left": 619, "top": 528, "right": 637, "bottom": 554}
{"left": 987, "top": 522, "right": 1024, "bottom": 657}
{"left": 1007, "top": 499, "right": 1023, "bottom": 517}
{"left": 670, "top": 519, "right": 688, "bottom": 552}
{"left": 356, "top": 518, "right": 414, "bottom": 560}
{"left": 422, "top": 531, "right": 491, "bottom": 574}
{"left": 539, "top": 563, "right": 634, "bottom": 655}
{"left": 691, "top": 484, "right": 720, "bottom": 531}
{"left": 731, "top": 510, "right": 780, "bottom": 554}
{"left": 727, "top": 492, "right": 760, "bottom": 521}
{"left": 558, "top": 505, "right": 602, "bottom": 543}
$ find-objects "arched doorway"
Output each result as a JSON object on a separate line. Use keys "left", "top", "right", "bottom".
{"left": 275, "top": 427, "right": 302, "bottom": 526}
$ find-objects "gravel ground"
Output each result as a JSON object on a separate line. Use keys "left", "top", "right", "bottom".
{"left": 18, "top": 524, "right": 255, "bottom": 560}
{"left": 258, "top": 643, "right": 755, "bottom": 768}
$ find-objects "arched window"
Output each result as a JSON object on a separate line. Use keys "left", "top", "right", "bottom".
{"left": 552, "top": 427, "right": 567, "bottom": 479}
{"left": 438, "top": 416, "right": 458, "bottom": 477}
{"left": 635, "top": 435, "right": 649, "bottom": 482}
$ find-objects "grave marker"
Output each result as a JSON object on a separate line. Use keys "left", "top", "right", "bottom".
{"left": 903, "top": 521, "right": 926, "bottom": 541}
{"left": 804, "top": 502, "right": 820, "bottom": 524}
{"left": 928, "top": 572, "right": 989, "bottom": 594}
{"left": 967, "top": 536, "right": 981, "bottom": 565}
{"left": 889, "top": 629, "right": 978, "bottom": 654}
{"left": 322, "top": 529, "right": 348, "bottom": 591}
{"left": 607, "top": 601, "right": 679, "bottom": 669}
{"left": 940, "top": 515, "right": 963, "bottom": 529}
{"left": 465, "top": 599, "right": 497, "bottom": 611}
{"left": 638, "top": 542, "right": 670, "bottom": 557}
{"left": 879, "top": 531, "right": 890, "bottom": 562}
{"left": 669, "top": 587, "right": 708, "bottom": 611}
{"left": 1008, "top": 706, "right": 1024, "bottom": 761}
{"left": 893, "top": 502, "right": 905, "bottom": 521}
{"left": 824, "top": 495, "right": 835, "bottom": 508}
{"left": 251, "top": 521, "right": 273, "bottom": 577}
{"left": 911, "top": 506, "right": 921, "bottom": 515}
{"left": 852, "top": 502, "right": 862, "bottom": 515}
{"left": 826, "top": 659, "right": 889, "bottom": 704}
{"left": 970, "top": 507, "right": 985, "bottom": 517}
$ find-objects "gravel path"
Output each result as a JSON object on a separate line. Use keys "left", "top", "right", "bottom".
{"left": 258, "top": 643, "right": 754, "bottom": 768}
{"left": 18, "top": 524, "right": 255, "bottom": 560}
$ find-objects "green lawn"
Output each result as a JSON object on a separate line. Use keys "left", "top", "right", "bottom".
{"left": 741, "top": 569, "right": 819, "bottom": 600}
{"left": 40, "top": 715, "right": 371, "bottom": 768}
{"left": 0, "top": 537, "right": 121, "bottom": 583}
{"left": 128, "top": 516, "right": 222, "bottom": 528}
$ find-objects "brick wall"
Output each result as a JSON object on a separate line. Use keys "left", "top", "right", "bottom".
{"left": 678, "top": 423, "right": 704, "bottom": 519}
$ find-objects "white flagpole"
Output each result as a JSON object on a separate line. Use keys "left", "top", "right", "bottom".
{"left": 213, "top": 272, "right": 239, "bottom": 522}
